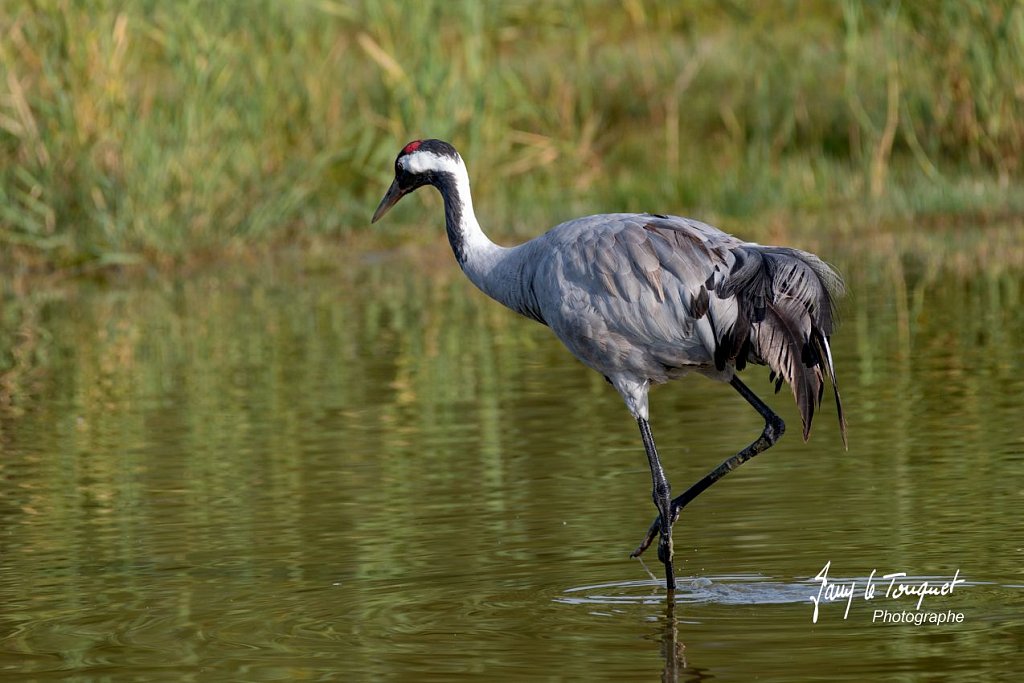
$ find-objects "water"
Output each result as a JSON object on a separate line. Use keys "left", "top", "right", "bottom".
{"left": 1, "top": 225, "right": 1023, "bottom": 680}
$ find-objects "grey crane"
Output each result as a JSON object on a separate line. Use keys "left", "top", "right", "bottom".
{"left": 372, "top": 139, "right": 847, "bottom": 590}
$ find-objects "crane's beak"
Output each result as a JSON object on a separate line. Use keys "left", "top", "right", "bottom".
{"left": 371, "top": 179, "right": 406, "bottom": 223}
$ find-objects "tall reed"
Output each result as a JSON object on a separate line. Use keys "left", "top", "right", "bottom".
{"left": 1, "top": 1, "right": 1022, "bottom": 267}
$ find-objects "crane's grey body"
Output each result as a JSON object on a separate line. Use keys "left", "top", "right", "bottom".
{"left": 455, "top": 210, "right": 842, "bottom": 431}
{"left": 373, "top": 139, "right": 846, "bottom": 590}
{"left": 516, "top": 215, "right": 736, "bottom": 407}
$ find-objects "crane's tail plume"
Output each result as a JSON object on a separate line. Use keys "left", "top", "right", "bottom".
{"left": 811, "top": 330, "right": 847, "bottom": 448}
{"left": 711, "top": 245, "right": 847, "bottom": 447}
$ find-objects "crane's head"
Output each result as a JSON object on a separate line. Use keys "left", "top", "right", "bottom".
{"left": 371, "top": 139, "right": 463, "bottom": 223}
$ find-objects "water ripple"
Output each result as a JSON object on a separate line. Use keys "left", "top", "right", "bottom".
{"left": 557, "top": 574, "right": 815, "bottom": 608}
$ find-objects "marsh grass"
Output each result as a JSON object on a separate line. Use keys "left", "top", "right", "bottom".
{"left": 1, "top": 0, "right": 1023, "bottom": 268}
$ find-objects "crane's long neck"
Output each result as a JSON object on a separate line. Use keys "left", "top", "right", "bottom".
{"left": 434, "top": 169, "right": 491, "bottom": 265}
{"left": 432, "top": 168, "right": 540, "bottom": 321}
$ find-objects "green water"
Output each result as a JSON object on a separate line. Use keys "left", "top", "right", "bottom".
{"left": 1, "top": 226, "right": 1022, "bottom": 680}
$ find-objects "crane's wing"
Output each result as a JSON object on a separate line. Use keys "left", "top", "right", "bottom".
{"left": 531, "top": 214, "right": 734, "bottom": 373}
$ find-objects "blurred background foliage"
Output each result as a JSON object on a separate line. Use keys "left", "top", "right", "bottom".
{"left": 0, "top": 0, "right": 1023, "bottom": 269}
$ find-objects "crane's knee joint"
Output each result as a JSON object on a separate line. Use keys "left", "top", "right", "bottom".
{"left": 764, "top": 416, "right": 785, "bottom": 445}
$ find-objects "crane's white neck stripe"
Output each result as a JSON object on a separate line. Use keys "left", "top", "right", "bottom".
{"left": 401, "top": 150, "right": 463, "bottom": 176}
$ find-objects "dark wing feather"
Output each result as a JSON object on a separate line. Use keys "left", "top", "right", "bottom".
{"left": 753, "top": 296, "right": 823, "bottom": 441}
{"left": 810, "top": 330, "right": 848, "bottom": 448}
{"left": 712, "top": 245, "right": 847, "bottom": 445}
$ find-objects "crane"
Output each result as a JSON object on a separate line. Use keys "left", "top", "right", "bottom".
{"left": 372, "top": 139, "right": 847, "bottom": 590}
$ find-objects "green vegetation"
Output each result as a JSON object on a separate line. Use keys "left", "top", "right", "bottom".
{"left": 1, "top": 0, "right": 1023, "bottom": 269}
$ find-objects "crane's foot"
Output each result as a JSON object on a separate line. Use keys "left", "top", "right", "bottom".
{"left": 630, "top": 506, "right": 681, "bottom": 559}
{"left": 631, "top": 510, "right": 680, "bottom": 590}
{"left": 630, "top": 516, "right": 660, "bottom": 558}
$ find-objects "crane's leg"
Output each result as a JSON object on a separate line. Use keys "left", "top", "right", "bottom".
{"left": 637, "top": 417, "right": 677, "bottom": 590}
{"left": 631, "top": 376, "right": 785, "bottom": 558}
